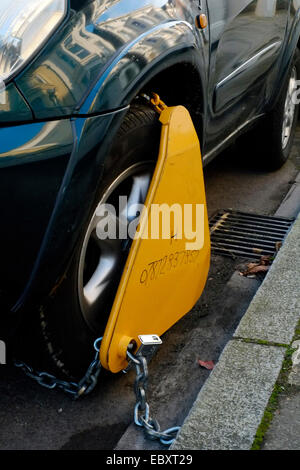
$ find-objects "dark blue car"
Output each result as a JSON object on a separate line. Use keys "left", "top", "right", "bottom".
{"left": 0, "top": 0, "right": 299, "bottom": 378}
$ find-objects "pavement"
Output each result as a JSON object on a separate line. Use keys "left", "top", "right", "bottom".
{"left": 170, "top": 181, "right": 300, "bottom": 450}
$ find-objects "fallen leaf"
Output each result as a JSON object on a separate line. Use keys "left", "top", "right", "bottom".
{"left": 240, "top": 255, "right": 272, "bottom": 277}
{"left": 198, "top": 360, "right": 215, "bottom": 370}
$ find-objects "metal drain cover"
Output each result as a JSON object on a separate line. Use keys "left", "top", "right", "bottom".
{"left": 209, "top": 210, "right": 294, "bottom": 260}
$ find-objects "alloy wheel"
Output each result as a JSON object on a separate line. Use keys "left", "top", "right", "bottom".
{"left": 78, "top": 162, "right": 152, "bottom": 332}
{"left": 282, "top": 66, "right": 297, "bottom": 150}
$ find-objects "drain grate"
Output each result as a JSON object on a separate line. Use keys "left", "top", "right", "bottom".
{"left": 209, "top": 210, "right": 294, "bottom": 260}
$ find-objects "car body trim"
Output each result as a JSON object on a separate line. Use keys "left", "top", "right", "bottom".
{"left": 203, "top": 114, "right": 265, "bottom": 166}
{"left": 216, "top": 41, "right": 282, "bottom": 91}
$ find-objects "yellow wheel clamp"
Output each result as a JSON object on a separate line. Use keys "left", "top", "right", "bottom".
{"left": 100, "top": 96, "right": 211, "bottom": 373}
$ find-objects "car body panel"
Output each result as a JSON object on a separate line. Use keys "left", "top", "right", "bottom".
{"left": 11, "top": 107, "right": 128, "bottom": 312}
{"left": 0, "top": 120, "right": 73, "bottom": 309}
{"left": 77, "top": 20, "right": 199, "bottom": 114}
{"left": 0, "top": 83, "right": 33, "bottom": 123}
{"left": 15, "top": 1, "right": 189, "bottom": 119}
{"left": 210, "top": 0, "right": 288, "bottom": 110}
{"left": 204, "top": 0, "right": 290, "bottom": 152}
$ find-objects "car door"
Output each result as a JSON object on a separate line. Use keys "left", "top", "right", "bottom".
{"left": 204, "top": 0, "right": 290, "bottom": 154}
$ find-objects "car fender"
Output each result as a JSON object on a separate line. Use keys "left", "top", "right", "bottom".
{"left": 76, "top": 21, "right": 205, "bottom": 115}
{"left": 15, "top": 1, "right": 205, "bottom": 119}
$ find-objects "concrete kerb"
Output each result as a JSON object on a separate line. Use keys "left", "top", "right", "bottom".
{"left": 171, "top": 213, "right": 300, "bottom": 450}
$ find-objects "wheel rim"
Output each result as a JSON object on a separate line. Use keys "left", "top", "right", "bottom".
{"left": 282, "top": 66, "right": 297, "bottom": 150}
{"left": 78, "top": 162, "right": 152, "bottom": 332}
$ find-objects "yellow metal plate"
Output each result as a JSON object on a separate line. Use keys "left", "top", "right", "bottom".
{"left": 100, "top": 105, "right": 211, "bottom": 372}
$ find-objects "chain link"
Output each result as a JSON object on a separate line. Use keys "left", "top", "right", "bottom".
{"left": 14, "top": 337, "right": 103, "bottom": 399}
{"left": 14, "top": 338, "right": 180, "bottom": 444}
{"left": 127, "top": 350, "right": 180, "bottom": 446}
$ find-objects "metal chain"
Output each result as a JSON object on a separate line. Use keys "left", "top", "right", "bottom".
{"left": 14, "top": 334, "right": 180, "bottom": 444}
{"left": 127, "top": 350, "right": 180, "bottom": 446}
{"left": 14, "top": 337, "right": 103, "bottom": 399}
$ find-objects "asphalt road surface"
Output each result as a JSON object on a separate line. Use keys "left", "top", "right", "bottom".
{"left": 0, "top": 127, "right": 299, "bottom": 451}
